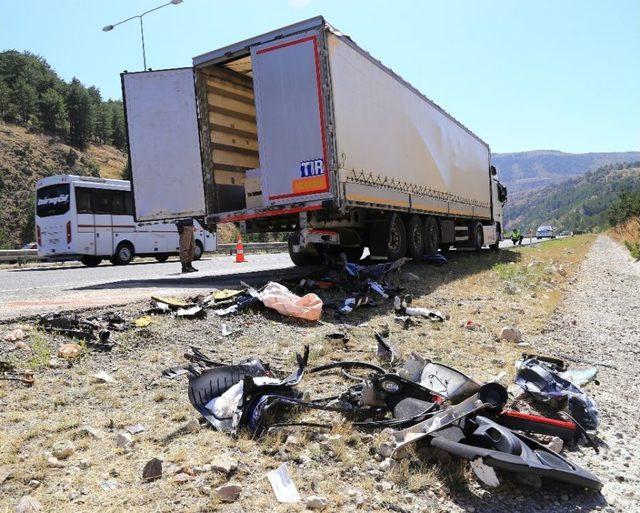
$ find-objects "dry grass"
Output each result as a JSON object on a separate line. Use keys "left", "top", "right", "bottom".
{"left": 0, "top": 235, "right": 595, "bottom": 512}
{"left": 609, "top": 216, "right": 640, "bottom": 259}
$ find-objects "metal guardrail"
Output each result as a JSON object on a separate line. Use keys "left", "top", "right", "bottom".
{"left": 0, "top": 249, "right": 40, "bottom": 264}
{"left": 216, "top": 242, "right": 287, "bottom": 254}
{"left": 0, "top": 242, "right": 288, "bottom": 265}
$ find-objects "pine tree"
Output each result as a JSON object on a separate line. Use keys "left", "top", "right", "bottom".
{"left": 40, "top": 88, "right": 67, "bottom": 133}
{"left": 12, "top": 78, "right": 37, "bottom": 123}
{"left": 95, "top": 103, "right": 113, "bottom": 143}
{"left": 66, "top": 78, "right": 95, "bottom": 148}
{"left": 111, "top": 103, "right": 127, "bottom": 150}
{"left": 0, "top": 79, "right": 10, "bottom": 119}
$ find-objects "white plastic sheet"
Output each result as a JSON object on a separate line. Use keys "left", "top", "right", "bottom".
{"left": 260, "top": 282, "right": 323, "bottom": 321}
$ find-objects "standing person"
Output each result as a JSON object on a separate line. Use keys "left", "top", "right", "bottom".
{"left": 176, "top": 218, "right": 198, "bottom": 273}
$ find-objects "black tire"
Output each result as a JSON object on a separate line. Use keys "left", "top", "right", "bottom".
{"left": 194, "top": 240, "right": 204, "bottom": 260}
{"left": 80, "top": 255, "right": 102, "bottom": 267}
{"left": 112, "top": 242, "right": 134, "bottom": 265}
{"left": 472, "top": 222, "right": 484, "bottom": 251}
{"left": 155, "top": 255, "right": 169, "bottom": 263}
{"left": 369, "top": 214, "right": 408, "bottom": 260}
{"left": 288, "top": 232, "right": 320, "bottom": 266}
{"left": 423, "top": 216, "right": 441, "bottom": 256}
{"left": 489, "top": 225, "right": 501, "bottom": 252}
{"left": 387, "top": 214, "right": 408, "bottom": 260}
{"left": 406, "top": 215, "right": 425, "bottom": 259}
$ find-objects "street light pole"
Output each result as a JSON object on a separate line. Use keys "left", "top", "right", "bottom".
{"left": 139, "top": 17, "right": 147, "bottom": 71}
{"left": 102, "top": 0, "right": 183, "bottom": 71}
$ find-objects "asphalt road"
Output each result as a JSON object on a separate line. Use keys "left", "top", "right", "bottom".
{"left": 0, "top": 237, "right": 558, "bottom": 320}
{"left": 0, "top": 252, "right": 303, "bottom": 320}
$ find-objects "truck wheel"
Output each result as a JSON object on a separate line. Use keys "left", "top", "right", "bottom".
{"left": 112, "top": 242, "right": 134, "bottom": 265}
{"left": 489, "top": 226, "right": 501, "bottom": 252}
{"left": 423, "top": 216, "right": 441, "bottom": 256}
{"left": 80, "top": 255, "right": 102, "bottom": 267}
{"left": 387, "top": 214, "right": 407, "bottom": 260}
{"left": 406, "top": 215, "right": 425, "bottom": 259}
{"left": 472, "top": 223, "right": 484, "bottom": 251}
{"left": 155, "top": 255, "right": 169, "bottom": 263}
{"left": 194, "top": 240, "right": 204, "bottom": 260}
{"left": 288, "top": 232, "right": 321, "bottom": 266}
{"left": 370, "top": 214, "right": 407, "bottom": 260}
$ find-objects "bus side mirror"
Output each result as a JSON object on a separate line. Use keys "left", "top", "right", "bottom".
{"left": 490, "top": 165, "right": 497, "bottom": 176}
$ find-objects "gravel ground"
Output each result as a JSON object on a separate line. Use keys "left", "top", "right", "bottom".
{"left": 528, "top": 235, "right": 640, "bottom": 513}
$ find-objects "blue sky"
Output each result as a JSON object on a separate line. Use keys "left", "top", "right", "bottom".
{"left": 1, "top": 0, "right": 638, "bottom": 153}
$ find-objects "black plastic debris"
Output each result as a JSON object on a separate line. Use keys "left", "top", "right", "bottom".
{"left": 428, "top": 415, "right": 601, "bottom": 490}
{"left": 37, "top": 313, "right": 114, "bottom": 350}
{"left": 186, "top": 347, "right": 309, "bottom": 435}
{"left": 0, "top": 360, "right": 34, "bottom": 386}
{"left": 374, "top": 329, "right": 401, "bottom": 364}
{"left": 337, "top": 295, "right": 376, "bottom": 315}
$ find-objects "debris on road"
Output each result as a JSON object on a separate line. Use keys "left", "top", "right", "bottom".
{"left": 0, "top": 360, "right": 34, "bottom": 386}
{"left": 93, "top": 370, "right": 116, "bottom": 384}
{"left": 267, "top": 463, "right": 301, "bottom": 503}
{"left": 260, "top": 281, "right": 322, "bottom": 321}
{"left": 394, "top": 295, "right": 445, "bottom": 322}
{"left": 514, "top": 355, "right": 599, "bottom": 431}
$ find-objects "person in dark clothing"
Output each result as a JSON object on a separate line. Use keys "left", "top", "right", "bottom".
{"left": 176, "top": 218, "right": 197, "bottom": 273}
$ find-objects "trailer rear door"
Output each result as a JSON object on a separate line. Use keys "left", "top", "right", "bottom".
{"left": 122, "top": 68, "right": 206, "bottom": 222}
{"left": 251, "top": 32, "right": 332, "bottom": 206}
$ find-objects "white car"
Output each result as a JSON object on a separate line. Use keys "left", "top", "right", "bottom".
{"left": 536, "top": 225, "right": 556, "bottom": 239}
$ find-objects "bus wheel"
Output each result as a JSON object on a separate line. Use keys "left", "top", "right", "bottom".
{"left": 155, "top": 255, "right": 169, "bottom": 263}
{"left": 80, "top": 255, "right": 102, "bottom": 267}
{"left": 112, "top": 242, "right": 134, "bottom": 265}
{"left": 194, "top": 240, "right": 204, "bottom": 260}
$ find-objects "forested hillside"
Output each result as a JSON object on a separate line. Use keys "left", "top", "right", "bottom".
{"left": 0, "top": 50, "right": 126, "bottom": 148}
{"left": 493, "top": 150, "right": 640, "bottom": 195}
{"left": 504, "top": 162, "right": 640, "bottom": 233}
{"left": 0, "top": 51, "right": 127, "bottom": 249}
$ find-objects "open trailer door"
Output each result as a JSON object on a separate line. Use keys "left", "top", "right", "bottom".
{"left": 251, "top": 31, "right": 333, "bottom": 207}
{"left": 122, "top": 68, "right": 206, "bottom": 222}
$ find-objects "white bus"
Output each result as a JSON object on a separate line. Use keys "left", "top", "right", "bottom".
{"left": 35, "top": 175, "right": 216, "bottom": 266}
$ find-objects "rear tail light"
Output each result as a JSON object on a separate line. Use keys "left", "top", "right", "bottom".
{"left": 36, "top": 225, "right": 41, "bottom": 246}
{"left": 66, "top": 221, "right": 72, "bottom": 244}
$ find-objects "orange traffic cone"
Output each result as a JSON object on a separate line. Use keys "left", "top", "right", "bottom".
{"left": 235, "top": 235, "right": 246, "bottom": 263}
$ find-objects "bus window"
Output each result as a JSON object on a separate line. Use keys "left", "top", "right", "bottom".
{"left": 124, "top": 191, "right": 134, "bottom": 216}
{"left": 94, "top": 189, "right": 112, "bottom": 215}
{"left": 112, "top": 191, "right": 126, "bottom": 215}
{"left": 37, "top": 184, "right": 70, "bottom": 217}
{"left": 76, "top": 187, "right": 93, "bottom": 214}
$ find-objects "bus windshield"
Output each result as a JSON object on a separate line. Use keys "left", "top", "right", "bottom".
{"left": 36, "top": 184, "right": 71, "bottom": 218}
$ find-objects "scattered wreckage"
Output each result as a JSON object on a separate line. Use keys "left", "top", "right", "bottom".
{"left": 164, "top": 338, "right": 603, "bottom": 491}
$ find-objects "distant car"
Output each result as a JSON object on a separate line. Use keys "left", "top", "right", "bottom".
{"left": 21, "top": 242, "right": 37, "bottom": 250}
{"left": 536, "top": 225, "right": 556, "bottom": 239}
{"left": 558, "top": 231, "right": 572, "bottom": 237}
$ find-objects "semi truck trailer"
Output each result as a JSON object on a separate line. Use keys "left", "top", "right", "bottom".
{"left": 121, "top": 16, "right": 507, "bottom": 265}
